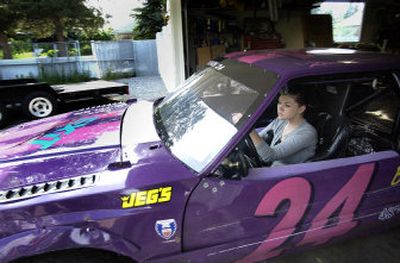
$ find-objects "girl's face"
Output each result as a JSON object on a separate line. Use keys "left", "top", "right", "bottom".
{"left": 277, "top": 94, "right": 306, "bottom": 120}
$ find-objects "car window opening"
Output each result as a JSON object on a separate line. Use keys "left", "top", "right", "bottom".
{"left": 217, "top": 71, "right": 400, "bottom": 180}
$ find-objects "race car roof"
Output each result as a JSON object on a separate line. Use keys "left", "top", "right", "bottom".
{"left": 225, "top": 48, "right": 400, "bottom": 79}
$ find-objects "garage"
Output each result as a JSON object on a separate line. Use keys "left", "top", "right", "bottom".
{"left": 1, "top": 1, "right": 400, "bottom": 263}
{"left": 172, "top": 0, "right": 400, "bottom": 76}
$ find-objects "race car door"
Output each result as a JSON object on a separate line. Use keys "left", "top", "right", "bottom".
{"left": 182, "top": 154, "right": 400, "bottom": 263}
{"left": 182, "top": 73, "right": 400, "bottom": 263}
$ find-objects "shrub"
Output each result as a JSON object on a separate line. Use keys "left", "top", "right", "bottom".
{"left": 39, "top": 67, "right": 92, "bottom": 85}
{"left": 46, "top": 49, "right": 59, "bottom": 57}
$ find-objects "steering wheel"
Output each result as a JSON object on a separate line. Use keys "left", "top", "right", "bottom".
{"left": 215, "top": 136, "right": 262, "bottom": 180}
{"left": 240, "top": 135, "right": 263, "bottom": 168}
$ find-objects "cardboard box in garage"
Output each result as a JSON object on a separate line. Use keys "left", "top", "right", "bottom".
{"left": 197, "top": 45, "right": 226, "bottom": 67}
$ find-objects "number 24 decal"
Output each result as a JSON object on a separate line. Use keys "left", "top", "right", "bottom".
{"left": 238, "top": 163, "right": 375, "bottom": 263}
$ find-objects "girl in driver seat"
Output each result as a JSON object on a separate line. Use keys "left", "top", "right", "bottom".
{"left": 250, "top": 87, "right": 317, "bottom": 166}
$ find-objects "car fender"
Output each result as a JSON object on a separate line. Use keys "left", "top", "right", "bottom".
{"left": 0, "top": 225, "right": 139, "bottom": 263}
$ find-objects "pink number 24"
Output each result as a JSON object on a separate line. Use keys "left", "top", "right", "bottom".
{"left": 237, "top": 163, "right": 375, "bottom": 263}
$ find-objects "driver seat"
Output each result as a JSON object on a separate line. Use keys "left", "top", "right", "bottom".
{"left": 308, "top": 112, "right": 351, "bottom": 162}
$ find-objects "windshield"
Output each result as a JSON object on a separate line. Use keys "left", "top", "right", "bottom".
{"left": 154, "top": 60, "right": 277, "bottom": 172}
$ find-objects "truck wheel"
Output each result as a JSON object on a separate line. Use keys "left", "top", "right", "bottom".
{"left": 0, "top": 104, "right": 8, "bottom": 128}
{"left": 23, "top": 91, "right": 58, "bottom": 119}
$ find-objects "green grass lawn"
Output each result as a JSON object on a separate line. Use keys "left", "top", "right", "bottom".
{"left": 0, "top": 51, "right": 35, "bottom": 59}
{"left": 14, "top": 52, "right": 34, "bottom": 59}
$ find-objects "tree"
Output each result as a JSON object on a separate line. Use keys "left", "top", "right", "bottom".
{"left": 68, "top": 28, "right": 115, "bottom": 56}
{"left": 131, "top": 0, "right": 166, "bottom": 40}
{"left": 16, "top": 0, "right": 105, "bottom": 57}
{"left": 0, "top": 1, "right": 23, "bottom": 59}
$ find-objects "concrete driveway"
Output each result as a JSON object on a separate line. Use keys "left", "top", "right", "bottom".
{"left": 270, "top": 227, "right": 400, "bottom": 263}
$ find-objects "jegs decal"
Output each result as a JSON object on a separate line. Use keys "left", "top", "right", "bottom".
{"left": 237, "top": 163, "right": 375, "bottom": 263}
{"left": 121, "top": 186, "right": 172, "bottom": 208}
{"left": 32, "top": 117, "right": 98, "bottom": 149}
{"left": 390, "top": 166, "right": 400, "bottom": 186}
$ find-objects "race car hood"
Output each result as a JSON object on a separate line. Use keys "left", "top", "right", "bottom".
{"left": 0, "top": 103, "right": 129, "bottom": 190}
{"left": 0, "top": 100, "right": 191, "bottom": 192}
{"left": 0, "top": 103, "right": 128, "bottom": 162}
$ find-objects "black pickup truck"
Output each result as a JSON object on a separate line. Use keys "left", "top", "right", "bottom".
{"left": 0, "top": 78, "right": 129, "bottom": 128}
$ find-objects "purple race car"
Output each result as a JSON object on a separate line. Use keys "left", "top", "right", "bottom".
{"left": 1, "top": 48, "right": 400, "bottom": 263}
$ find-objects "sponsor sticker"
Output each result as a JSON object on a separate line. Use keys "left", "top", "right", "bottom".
{"left": 391, "top": 166, "right": 400, "bottom": 186}
{"left": 378, "top": 205, "right": 400, "bottom": 221}
{"left": 155, "top": 219, "right": 177, "bottom": 240}
{"left": 121, "top": 186, "right": 172, "bottom": 208}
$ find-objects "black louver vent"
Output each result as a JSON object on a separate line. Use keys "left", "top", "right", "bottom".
{"left": 0, "top": 174, "right": 98, "bottom": 203}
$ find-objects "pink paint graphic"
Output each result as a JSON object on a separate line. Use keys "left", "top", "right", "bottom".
{"left": 0, "top": 104, "right": 127, "bottom": 160}
{"left": 298, "top": 163, "right": 375, "bottom": 246}
{"left": 237, "top": 53, "right": 282, "bottom": 64}
{"left": 237, "top": 163, "right": 375, "bottom": 263}
{"left": 237, "top": 177, "right": 311, "bottom": 263}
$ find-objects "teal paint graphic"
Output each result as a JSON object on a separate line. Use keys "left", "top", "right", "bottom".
{"left": 32, "top": 117, "right": 98, "bottom": 149}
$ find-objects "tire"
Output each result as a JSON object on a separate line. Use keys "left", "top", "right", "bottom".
{"left": 22, "top": 91, "right": 58, "bottom": 119}
{"left": 14, "top": 249, "right": 134, "bottom": 263}
{"left": 0, "top": 103, "right": 8, "bottom": 128}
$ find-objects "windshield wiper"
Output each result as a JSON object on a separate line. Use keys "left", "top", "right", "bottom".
{"left": 153, "top": 96, "right": 165, "bottom": 108}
